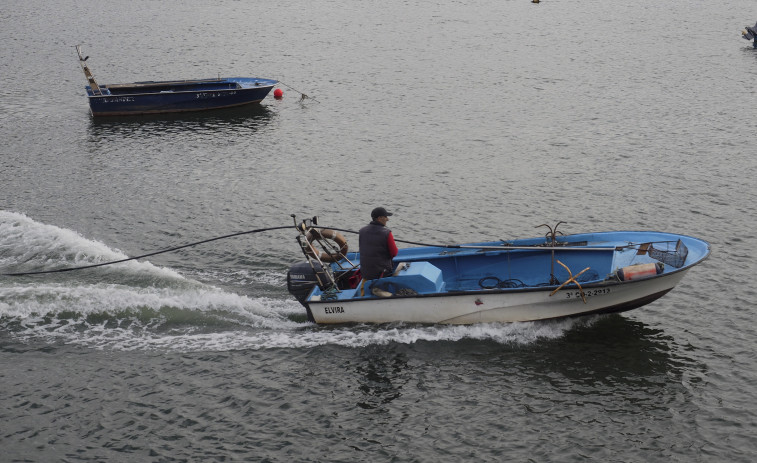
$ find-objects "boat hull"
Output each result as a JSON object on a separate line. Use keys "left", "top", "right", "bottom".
{"left": 306, "top": 268, "right": 689, "bottom": 324}
{"left": 293, "top": 230, "right": 710, "bottom": 325}
{"left": 85, "top": 77, "right": 277, "bottom": 116}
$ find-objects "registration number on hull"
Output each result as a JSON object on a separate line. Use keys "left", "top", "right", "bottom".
{"left": 564, "top": 288, "right": 611, "bottom": 299}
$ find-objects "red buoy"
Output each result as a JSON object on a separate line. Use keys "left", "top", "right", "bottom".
{"left": 273, "top": 88, "right": 283, "bottom": 98}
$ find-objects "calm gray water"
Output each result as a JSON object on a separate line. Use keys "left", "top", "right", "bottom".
{"left": 2, "top": 0, "right": 757, "bottom": 461}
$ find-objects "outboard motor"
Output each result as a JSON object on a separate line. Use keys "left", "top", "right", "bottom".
{"left": 287, "top": 261, "right": 328, "bottom": 306}
{"left": 743, "top": 23, "right": 757, "bottom": 48}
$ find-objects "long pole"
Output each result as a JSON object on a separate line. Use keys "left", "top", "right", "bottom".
{"left": 75, "top": 45, "right": 102, "bottom": 95}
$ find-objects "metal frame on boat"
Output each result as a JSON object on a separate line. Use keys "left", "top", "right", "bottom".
{"left": 75, "top": 45, "right": 277, "bottom": 116}
{"left": 286, "top": 217, "right": 710, "bottom": 325}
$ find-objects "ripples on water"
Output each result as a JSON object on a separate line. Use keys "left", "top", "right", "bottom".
{"left": 3, "top": 0, "right": 757, "bottom": 461}
{"left": 0, "top": 208, "right": 751, "bottom": 461}
{"left": 1, "top": 312, "right": 714, "bottom": 462}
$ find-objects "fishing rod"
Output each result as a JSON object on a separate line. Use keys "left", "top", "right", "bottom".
{"left": 2, "top": 225, "right": 294, "bottom": 277}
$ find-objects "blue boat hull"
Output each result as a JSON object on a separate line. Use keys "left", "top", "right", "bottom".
{"left": 85, "top": 77, "right": 277, "bottom": 116}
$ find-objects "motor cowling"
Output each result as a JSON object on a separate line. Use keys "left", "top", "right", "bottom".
{"left": 287, "top": 261, "right": 328, "bottom": 306}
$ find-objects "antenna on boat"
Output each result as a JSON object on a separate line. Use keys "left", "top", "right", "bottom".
{"left": 75, "top": 45, "right": 102, "bottom": 96}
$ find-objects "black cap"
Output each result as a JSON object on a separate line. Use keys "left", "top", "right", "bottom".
{"left": 371, "top": 207, "right": 393, "bottom": 219}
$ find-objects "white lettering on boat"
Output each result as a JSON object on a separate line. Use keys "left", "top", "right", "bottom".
{"left": 102, "top": 96, "right": 135, "bottom": 104}
{"left": 324, "top": 306, "right": 344, "bottom": 314}
{"left": 196, "top": 91, "right": 236, "bottom": 99}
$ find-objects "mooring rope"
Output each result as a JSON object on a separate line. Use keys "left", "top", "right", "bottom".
{"left": 276, "top": 80, "right": 320, "bottom": 103}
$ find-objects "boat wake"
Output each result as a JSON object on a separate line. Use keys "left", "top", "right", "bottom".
{"left": 0, "top": 210, "right": 183, "bottom": 280}
{"left": 0, "top": 211, "right": 590, "bottom": 351}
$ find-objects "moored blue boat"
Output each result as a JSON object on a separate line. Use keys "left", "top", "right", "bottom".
{"left": 76, "top": 46, "right": 277, "bottom": 116}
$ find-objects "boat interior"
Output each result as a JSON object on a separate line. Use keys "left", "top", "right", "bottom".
{"left": 320, "top": 245, "right": 673, "bottom": 301}
{"left": 103, "top": 80, "right": 241, "bottom": 95}
{"left": 306, "top": 232, "right": 702, "bottom": 302}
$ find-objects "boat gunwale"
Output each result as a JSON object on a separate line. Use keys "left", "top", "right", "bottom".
{"left": 86, "top": 83, "right": 276, "bottom": 99}
{"left": 345, "top": 230, "right": 711, "bottom": 259}
{"left": 101, "top": 77, "right": 277, "bottom": 89}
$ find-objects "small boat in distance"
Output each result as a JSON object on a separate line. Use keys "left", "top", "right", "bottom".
{"left": 75, "top": 45, "right": 277, "bottom": 116}
{"left": 286, "top": 217, "right": 710, "bottom": 325}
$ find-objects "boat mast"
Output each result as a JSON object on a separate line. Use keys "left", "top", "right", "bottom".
{"left": 75, "top": 45, "right": 102, "bottom": 95}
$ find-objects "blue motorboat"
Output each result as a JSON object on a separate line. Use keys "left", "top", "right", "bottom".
{"left": 286, "top": 218, "right": 710, "bottom": 325}
{"left": 76, "top": 46, "right": 277, "bottom": 116}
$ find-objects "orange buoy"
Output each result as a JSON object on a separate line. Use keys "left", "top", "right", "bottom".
{"left": 273, "top": 88, "right": 283, "bottom": 98}
{"left": 617, "top": 263, "right": 662, "bottom": 281}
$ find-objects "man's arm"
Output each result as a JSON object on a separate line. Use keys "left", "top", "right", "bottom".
{"left": 387, "top": 232, "right": 399, "bottom": 257}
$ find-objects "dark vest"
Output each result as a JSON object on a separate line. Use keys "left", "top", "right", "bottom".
{"left": 358, "top": 221, "right": 393, "bottom": 280}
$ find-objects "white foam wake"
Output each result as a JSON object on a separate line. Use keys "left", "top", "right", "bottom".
{"left": 0, "top": 211, "right": 586, "bottom": 352}
{"left": 70, "top": 320, "right": 581, "bottom": 352}
{"left": 0, "top": 282, "right": 294, "bottom": 322}
{"left": 0, "top": 210, "right": 183, "bottom": 279}
{"left": 1, "top": 277, "right": 586, "bottom": 351}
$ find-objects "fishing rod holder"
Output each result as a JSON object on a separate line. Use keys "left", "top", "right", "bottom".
{"left": 537, "top": 221, "right": 566, "bottom": 246}
{"left": 291, "top": 214, "right": 319, "bottom": 233}
{"left": 291, "top": 213, "right": 342, "bottom": 291}
{"left": 536, "top": 221, "right": 567, "bottom": 285}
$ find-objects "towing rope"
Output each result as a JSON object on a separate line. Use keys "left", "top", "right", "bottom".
{"left": 1, "top": 223, "right": 450, "bottom": 278}
{"left": 3, "top": 223, "right": 658, "bottom": 277}
{"left": 3, "top": 225, "right": 293, "bottom": 277}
